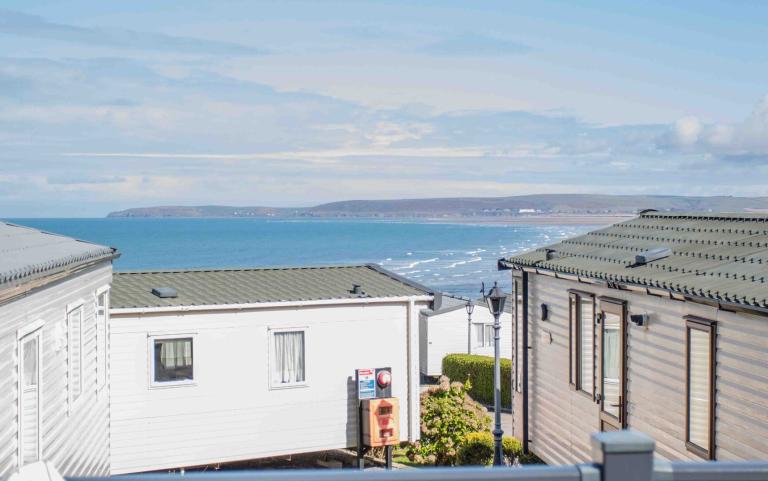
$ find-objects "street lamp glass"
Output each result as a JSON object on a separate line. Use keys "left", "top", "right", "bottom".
{"left": 465, "top": 299, "right": 475, "bottom": 315}
{"left": 484, "top": 283, "right": 507, "bottom": 317}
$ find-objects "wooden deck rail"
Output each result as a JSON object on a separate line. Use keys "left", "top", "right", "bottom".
{"left": 69, "top": 431, "right": 768, "bottom": 481}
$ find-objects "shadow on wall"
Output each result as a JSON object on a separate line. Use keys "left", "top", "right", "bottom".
{"left": 345, "top": 375, "right": 357, "bottom": 447}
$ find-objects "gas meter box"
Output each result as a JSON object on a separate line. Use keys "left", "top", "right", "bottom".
{"left": 361, "top": 397, "right": 399, "bottom": 447}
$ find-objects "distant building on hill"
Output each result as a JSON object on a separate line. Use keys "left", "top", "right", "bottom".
{"left": 0, "top": 222, "right": 118, "bottom": 479}
{"left": 500, "top": 212, "right": 768, "bottom": 463}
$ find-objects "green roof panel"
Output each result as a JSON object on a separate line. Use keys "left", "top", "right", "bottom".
{"left": 111, "top": 264, "right": 433, "bottom": 309}
{"left": 500, "top": 212, "right": 768, "bottom": 309}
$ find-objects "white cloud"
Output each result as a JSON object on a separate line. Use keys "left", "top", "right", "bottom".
{"left": 663, "top": 95, "right": 768, "bottom": 161}
{"left": 673, "top": 116, "right": 702, "bottom": 146}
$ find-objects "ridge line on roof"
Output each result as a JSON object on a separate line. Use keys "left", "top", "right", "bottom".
{"left": 114, "top": 264, "right": 374, "bottom": 275}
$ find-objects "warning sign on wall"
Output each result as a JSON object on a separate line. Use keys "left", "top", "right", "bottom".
{"left": 356, "top": 368, "right": 376, "bottom": 400}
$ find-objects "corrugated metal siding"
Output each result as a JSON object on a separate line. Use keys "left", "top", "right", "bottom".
{"left": 519, "top": 273, "right": 768, "bottom": 464}
{"left": 109, "top": 303, "right": 416, "bottom": 474}
{"left": 0, "top": 264, "right": 112, "bottom": 478}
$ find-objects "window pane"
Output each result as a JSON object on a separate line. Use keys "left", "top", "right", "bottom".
{"left": 688, "top": 328, "right": 711, "bottom": 449}
{"left": 474, "top": 323, "right": 483, "bottom": 346}
{"left": 154, "top": 338, "right": 193, "bottom": 382}
{"left": 485, "top": 325, "right": 494, "bottom": 346}
{"left": 579, "top": 297, "right": 594, "bottom": 394}
{"left": 274, "top": 331, "right": 305, "bottom": 384}
{"left": 602, "top": 312, "right": 621, "bottom": 418}
{"left": 23, "top": 338, "right": 38, "bottom": 387}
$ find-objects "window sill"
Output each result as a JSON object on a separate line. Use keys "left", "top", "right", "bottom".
{"left": 150, "top": 380, "right": 196, "bottom": 389}
{"left": 576, "top": 389, "right": 595, "bottom": 401}
{"left": 270, "top": 382, "right": 309, "bottom": 390}
{"left": 685, "top": 441, "right": 712, "bottom": 460}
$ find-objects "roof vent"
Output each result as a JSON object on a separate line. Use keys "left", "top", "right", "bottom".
{"left": 351, "top": 284, "right": 364, "bottom": 295}
{"left": 151, "top": 287, "right": 178, "bottom": 298}
{"left": 634, "top": 247, "right": 672, "bottom": 266}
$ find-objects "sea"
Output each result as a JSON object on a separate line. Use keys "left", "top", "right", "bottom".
{"left": 10, "top": 218, "right": 596, "bottom": 299}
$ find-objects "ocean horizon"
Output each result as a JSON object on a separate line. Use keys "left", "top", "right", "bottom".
{"left": 9, "top": 217, "right": 596, "bottom": 298}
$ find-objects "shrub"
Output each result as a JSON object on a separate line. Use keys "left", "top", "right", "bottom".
{"left": 406, "top": 376, "right": 490, "bottom": 465}
{"left": 458, "top": 432, "right": 493, "bottom": 465}
{"left": 457, "top": 433, "right": 523, "bottom": 466}
{"left": 442, "top": 354, "right": 512, "bottom": 408}
{"left": 502, "top": 436, "right": 522, "bottom": 461}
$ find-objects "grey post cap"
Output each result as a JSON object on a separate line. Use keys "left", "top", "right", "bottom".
{"left": 591, "top": 430, "right": 655, "bottom": 455}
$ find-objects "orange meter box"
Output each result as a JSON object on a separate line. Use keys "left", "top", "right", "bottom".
{"left": 361, "top": 397, "right": 400, "bottom": 447}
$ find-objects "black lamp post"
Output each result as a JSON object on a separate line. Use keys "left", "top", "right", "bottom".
{"left": 465, "top": 298, "right": 475, "bottom": 354}
{"left": 484, "top": 282, "right": 507, "bottom": 466}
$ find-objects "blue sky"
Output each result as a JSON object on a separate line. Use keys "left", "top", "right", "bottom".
{"left": 1, "top": 0, "right": 767, "bottom": 216}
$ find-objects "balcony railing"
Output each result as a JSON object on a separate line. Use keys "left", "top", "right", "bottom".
{"left": 69, "top": 431, "right": 768, "bottom": 481}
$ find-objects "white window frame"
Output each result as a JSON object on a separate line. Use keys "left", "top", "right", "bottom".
{"left": 148, "top": 333, "right": 197, "bottom": 389}
{"left": 94, "top": 286, "right": 110, "bottom": 393}
{"left": 473, "top": 322, "right": 493, "bottom": 348}
{"left": 268, "top": 327, "right": 309, "bottom": 390}
{"left": 17, "top": 321, "right": 44, "bottom": 468}
{"left": 66, "top": 300, "right": 84, "bottom": 413}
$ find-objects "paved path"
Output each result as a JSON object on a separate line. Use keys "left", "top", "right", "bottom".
{"left": 488, "top": 408, "right": 513, "bottom": 435}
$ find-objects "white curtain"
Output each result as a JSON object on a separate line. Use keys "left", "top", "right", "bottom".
{"left": 580, "top": 298, "right": 594, "bottom": 393}
{"left": 160, "top": 339, "right": 193, "bottom": 369}
{"left": 689, "top": 329, "right": 710, "bottom": 448}
{"left": 275, "top": 331, "right": 305, "bottom": 383}
{"left": 602, "top": 324, "right": 620, "bottom": 417}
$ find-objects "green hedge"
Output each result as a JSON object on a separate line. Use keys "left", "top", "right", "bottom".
{"left": 442, "top": 354, "right": 512, "bottom": 408}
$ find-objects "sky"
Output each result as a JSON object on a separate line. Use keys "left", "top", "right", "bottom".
{"left": 1, "top": 0, "right": 767, "bottom": 217}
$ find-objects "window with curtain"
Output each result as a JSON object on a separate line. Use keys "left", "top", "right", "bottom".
{"left": 68, "top": 305, "right": 83, "bottom": 407}
{"left": 568, "top": 291, "right": 595, "bottom": 396}
{"left": 473, "top": 323, "right": 494, "bottom": 347}
{"left": 686, "top": 318, "right": 715, "bottom": 459}
{"left": 272, "top": 330, "right": 306, "bottom": 386}
{"left": 153, "top": 338, "right": 194, "bottom": 383}
{"left": 579, "top": 296, "right": 595, "bottom": 395}
{"left": 601, "top": 314, "right": 621, "bottom": 419}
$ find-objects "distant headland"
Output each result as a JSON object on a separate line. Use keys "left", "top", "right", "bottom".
{"left": 107, "top": 194, "right": 768, "bottom": 224}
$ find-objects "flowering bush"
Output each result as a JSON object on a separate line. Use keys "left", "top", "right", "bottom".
{"left": 406, "top": 376, "right": 490, "bottom": 465}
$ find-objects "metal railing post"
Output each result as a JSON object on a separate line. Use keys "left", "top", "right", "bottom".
{"left": 591, "top": 430, "right": 654, "bottom": 481}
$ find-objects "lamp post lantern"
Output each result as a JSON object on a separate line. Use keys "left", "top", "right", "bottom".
{"left": 483, "top": 282, "right": 507, "bottom": 466}
{"left": 465, "top": 299, "right": 475, "bottom": 354}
